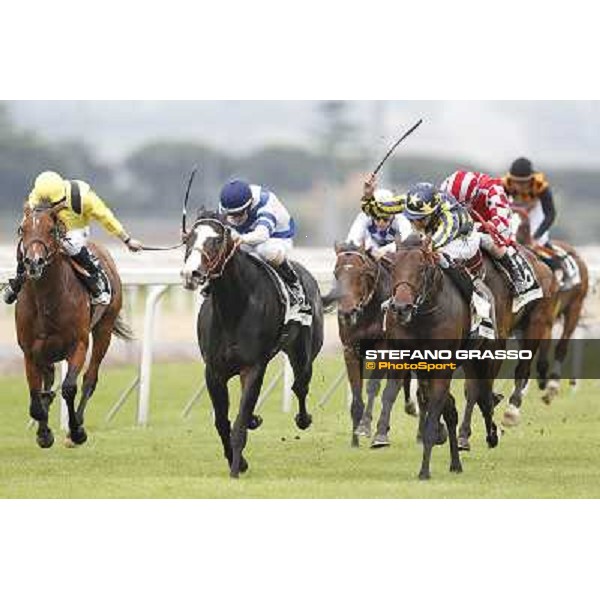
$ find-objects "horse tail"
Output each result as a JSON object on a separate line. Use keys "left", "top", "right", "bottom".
{"left": 112, "top": 312, "right": 136, "bottom": 341}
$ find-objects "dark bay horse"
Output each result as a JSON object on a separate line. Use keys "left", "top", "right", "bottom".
{"left": 181, "top": 210, "right": 324, "bottom": 478}
{"left": 327, "top": 242, "right": 416, "bottom": 448}
{"left": 383, "top": 235, "right": 500, "bottom": 480}
{"left": 514, "top": 208, "right": 589, "bottom": 401}
{"left": 15, "top": 203, "right": 133, "bottom": 448}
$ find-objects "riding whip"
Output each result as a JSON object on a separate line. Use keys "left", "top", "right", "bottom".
{"left": 372, "top": 118, "right": 423, "bottom": 176}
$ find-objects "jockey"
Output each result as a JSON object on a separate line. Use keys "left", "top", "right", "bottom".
{"left": 502, "top": 157, "right": 576, "bottom": 286}
{"left": 362, "top": 177, "right": 495, "bottom": 339}
{"left": 218, "top": 179, "right": 310, "bottom": 313}
{"left": 346, "top": 188, "right": 412, "bottom": 259}
{"left": 3, "top": 171, "right": 143, "bottom": 305}
{"left": 440, "top": 170, "right": 529, "bottom": 297}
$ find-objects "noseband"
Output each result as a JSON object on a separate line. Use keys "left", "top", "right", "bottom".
{"left": 391, "top": 251, "right": 438, "bottom": 316}
{"left": 192, "top": 218, "right": 240, "bottom": 281}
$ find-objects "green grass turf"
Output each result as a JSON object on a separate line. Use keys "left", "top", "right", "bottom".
{"left": 0, "top": 356, "right": 599, "bottom": 498}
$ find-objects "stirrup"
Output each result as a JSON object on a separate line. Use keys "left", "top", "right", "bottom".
{"left": 3, "top": 284, "right": 18, "bottom": 305}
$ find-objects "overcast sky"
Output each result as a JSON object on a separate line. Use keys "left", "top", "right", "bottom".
{"left": 8, "top": 100, "right": 600, "bottom": 170}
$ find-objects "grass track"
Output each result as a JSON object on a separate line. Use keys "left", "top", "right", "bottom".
{"left": 1, "top": 357, "right": 599, "bottom": 498}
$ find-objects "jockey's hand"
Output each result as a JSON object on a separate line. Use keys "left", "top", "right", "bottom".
{"left": 371, "top": 247, "right": 385, "bottom": 260}
{"left": 229, "top": 229, "right": 241, "bottom": 242}
{"left": 363, "top": 173, "right": 377, "bottom": 199}
{"left": 126, "top": 238, "right": 144, "bottom": 252}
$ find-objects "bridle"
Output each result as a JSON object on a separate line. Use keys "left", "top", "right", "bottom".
{"left": 334, "top": 249, "right": 381, "bottom": 315}
{"left": 189, "top": 218, "right": 240, "bottom": 281}
{"left": 390, "top": 250, "right": 439, "bottom": 317}
{"left": 21, "top": 209, "right": 65, "bottom": 268}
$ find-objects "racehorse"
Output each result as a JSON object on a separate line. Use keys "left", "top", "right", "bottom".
{"left": 15, "top": 202, "right": 133, "bottom": 448}
{"left": 382, "top": 234, "right": 500, "bottom": 479}
{"left": 514, "top": 207, "right": 589, "bottom": 400}
{"left": 326, "top": 242, "right": 417, "bottom": 448}
{"left": 181, "top": 209, "right": 324, "bottom": 478}
{"left": 457, "top": 243, "right": 556, "bottom": 445}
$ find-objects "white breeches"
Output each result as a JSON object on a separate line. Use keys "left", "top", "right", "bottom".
{"left": 441, "top": 230, "right": 481, "bottom": 262}
{"left": 528, "top": 201, "right": 549, "bottom": 245}
{"left": 61, "top": 227, "right": 90, "bottom": 256}
{"left": 254, "top": 238, "right": 293, "bottom": 265}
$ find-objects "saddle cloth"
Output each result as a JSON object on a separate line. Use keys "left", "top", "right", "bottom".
{"left": 245, "top": 252, "right": 312, "bottom": 327}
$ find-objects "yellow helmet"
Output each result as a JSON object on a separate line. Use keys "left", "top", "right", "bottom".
{"left": 33, "top": 171, "right": 66, "bottom": 204}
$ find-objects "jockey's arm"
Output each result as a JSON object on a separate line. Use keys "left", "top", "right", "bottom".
{"left": 430, "top": 209, "right": 457, "bottom": 251}
{"left": 346, "top": 213, "right": 368, "bottom": 247}
{"left": 533, "top": 188, "right": 556, "bottom": 241}
{"left": 239, "top": 224, "right": 271, "bottom": 245}
{"left": 84, "top": 189, "right": 142, "bottom": 250}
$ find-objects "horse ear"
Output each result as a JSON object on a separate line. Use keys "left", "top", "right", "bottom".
{"left": 334, "top": 240, "right": 342, "bottom": 253}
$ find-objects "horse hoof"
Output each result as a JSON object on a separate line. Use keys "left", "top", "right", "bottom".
{"left": 458, "top": 437, "right": 471, "bottom": 452}
{"left": 370, "top": 434, "right": 390, "bottom": 449}
{"left": 418, "top": 471, "right": 431, "bottom": 481}
{"left": 487, "top": 432, "right": 499, "bottom": 449}
{"left": 450, "top": 462, "right": 463, "bottom": 474}
{"left": 351, "top": 435, "right": 360, "bottom": 448}
{"left": 502, "top": 405, "right": 521, "bottom": 427}
{"left": 492, "top": 392, "right": 504, "bottom": 407}
{"left": 354, "top": 423, "right": 371, "bottom": 437}
{"left": 404, "top": 401, "right": 419, "bottom": 417}
{"left": 248, "top": 415, "right": 263, "bottom": 430}
{"left": 295, "top": 413, "right": 312, "bottom": 430}
{"left": 542, "top": 380, "right": 560, "bottom": 405}
{"left": 68, "top": 427, "right": 88, "bottom": 446}
{"left": 239, "top": 457, "right": 249, "bottom": 473}
{"left": 36, "top": 431, "right": 54, "bottom": 449}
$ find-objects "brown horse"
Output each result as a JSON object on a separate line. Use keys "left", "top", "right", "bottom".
{"left": 457, "top": 242, "right": 556, "bottom": 445}
{"left": 514, "top": 207, "right": 589, "bottom": 401}
{"left": 383, "top": 235, "right": 500, "bottom": 479}
{"left": 327, "top": 242, "right": 417, "bottom": 448}
{"left": 15, "top": 202, "right": 133, "bottom": 448}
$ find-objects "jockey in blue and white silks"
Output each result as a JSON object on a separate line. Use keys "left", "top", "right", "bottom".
{"left": 219, "top": 179, "right": 309, "bottom": 312}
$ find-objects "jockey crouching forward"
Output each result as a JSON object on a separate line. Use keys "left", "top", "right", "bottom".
{"left": 503, "top": 157, "right": 578, "bottom": 288}
{"left": 3, "top": 171, "right": 143, "bottom": 305}
{"left": 362, "top": 178, "right": 495, "bottom": 340}
{"left": 218, "top": 179, "right": 310, "bottom": 313}
{"left": 346, "top": 188, "right": 412, "bottom": 259}
{"left": 440, "top": 170, "right": 533, "bottom": 309}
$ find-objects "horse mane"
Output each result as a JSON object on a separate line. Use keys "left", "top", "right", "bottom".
{"left": 335, "top": 241, "right": 363, "bottom": 253}
{"left": 398, "top": 233, "right": 423, "bottom": 249}
{"left": 195, "top": 207, "right": 224, "bottom": 223}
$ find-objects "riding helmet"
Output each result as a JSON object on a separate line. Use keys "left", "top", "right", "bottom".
{"left": 33, "top": 171, "right": 66, "bottom": 204}
{"left": 404, "top": 182, "right": 440, "bottom": 221}
{"left": 372, "top": 188, "right": 396, "bottom": 218}
{"left": 219, "top": 180, "right": 253, "bottom": 214}
{"left": 509, "top": 157, "right": 534, "bottom": 180}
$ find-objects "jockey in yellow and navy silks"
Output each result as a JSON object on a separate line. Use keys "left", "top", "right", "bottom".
{"left": 362, "top": 176, "right": 495, "bottom": 339}
{"left": 4, "top": 171, "right": 143, "bottom": 305}
{"left": 218, "top": 179, "right": 310, "bottom": 312}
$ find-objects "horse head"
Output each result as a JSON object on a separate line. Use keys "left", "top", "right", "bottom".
{"left": 20, "top": 201, "right": 66, "bottom": 281}
{"left": 181, "top": 209, "right": 238, "bottom": 290}
{"left": 332, "top": 241, "right": 379, "bottom": 326}
{"left": 388, "top": 233, "right": 438, "bottom": 325}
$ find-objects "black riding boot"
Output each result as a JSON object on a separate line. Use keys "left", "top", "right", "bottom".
{"left": 499, "top": 252, "right": 528, "bottom": 294}
{"left": 276, "top": 260, "right": 310, "bottom": 313}
{"left": 72, "top": 247, "right": 111, "bottom": 305}
{"left": 3, "top": 259, "right": 26, "bottom": 305}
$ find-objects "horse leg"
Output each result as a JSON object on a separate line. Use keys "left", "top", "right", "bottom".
{"left": 442, "top": 392, "right": 462, "bottom": 473}
{"left": 404, "top": 372, "right": 418, "bottom": 417}
{"left": 418, "top": 379, "right": 448, "bottom": 480}
{"left": 458, "top": 380, "right": 476, "bottom": 452}
{"left": 473, "top": 377, "right": 499, "bottom": 449}
{"left": 63, "top": 341, "right": 89, "bottom": 446}
{"left": 286, "top": 335, "right": 315, "bottom": 433}
{"left": 341, "top": 347, "right": 364, "bottom": 447}
{"left": 549, "top": 295, "right": 584, "bottom": 392}
{"left": 230, "top": 364, "right": 268, "bottom": 478}
{"left": 356, "top": 377, "right": 379, "bottom": 439}
{"left": 25, "top": 357, "right": 54, "bottom": 449}
{"left": 416, "top": 384, "right": 427, "bottom": 444}
{"left": 205, "top": 367, "right": 235, "bottom": 471}
{"left": 371, "top": 376, "right": 402, "bottom": 449}
{"left": 239, "top": 371, "right": 263, "bottom": 430}
{"left": 76, "top": 319, "right": 113, "bottom": 427}
{"left": 506, "top": 336, "right": 538, "bottom": 424}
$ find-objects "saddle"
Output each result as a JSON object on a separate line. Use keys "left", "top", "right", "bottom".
{"left": 532, "top": 243, "right": 581, "bottom": 291}
{"left": 244, "top": 251, "right": 312, "bottom": 327}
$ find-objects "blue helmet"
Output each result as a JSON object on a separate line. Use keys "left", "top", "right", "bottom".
{"left": 404, "top": 182, "right": 441, "bottom": 221}
{"left": 219, "top": 180, "right": 253, "bottom": 214}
